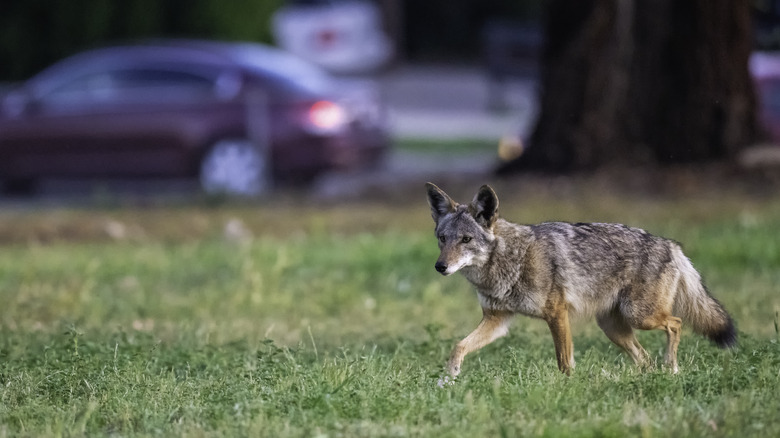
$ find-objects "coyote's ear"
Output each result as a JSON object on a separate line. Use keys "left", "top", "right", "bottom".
{"left": 426, "top": 182, "right": 456, "bottom": 222}
{"left": 470, "top": 185, "right": 499, "bottom": 228}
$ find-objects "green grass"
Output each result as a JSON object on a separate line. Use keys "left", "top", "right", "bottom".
{"left": 396, "top": 138, "right": 498, "bottom": 155}
{"left": 1, "top": 189, "right": 779, "bottom": 437}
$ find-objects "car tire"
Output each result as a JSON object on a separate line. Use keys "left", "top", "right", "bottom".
{"left": 199, "top": 139, "right": 271, "bottom": 196}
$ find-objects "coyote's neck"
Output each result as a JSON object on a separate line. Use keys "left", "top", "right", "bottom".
{"left": 462, "top": 223, "right": 533, "bottom": 297}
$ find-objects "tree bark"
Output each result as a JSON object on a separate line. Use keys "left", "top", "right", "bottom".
{"left": 499, "top": 0, "right": 758, "bottom": 173}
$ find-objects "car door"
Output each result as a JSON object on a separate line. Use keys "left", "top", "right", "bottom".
{"left": 0, "top": 66, "right": 221, "bottom": 178}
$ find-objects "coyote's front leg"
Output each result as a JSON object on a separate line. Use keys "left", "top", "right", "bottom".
{"left": 446, "top": 308, "right": 514, "bottom": 377}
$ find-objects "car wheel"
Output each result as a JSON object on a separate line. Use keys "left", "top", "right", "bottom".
{"left": 199, "top": 139, "right": 271, "bottom": 196}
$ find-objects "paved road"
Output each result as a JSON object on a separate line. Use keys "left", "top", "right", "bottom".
{"left": 378, "top": 65, "right": 538, "bottom": 140}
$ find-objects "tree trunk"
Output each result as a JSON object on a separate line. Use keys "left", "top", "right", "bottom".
{"left": 499, "top": 0, "right": 758, "bottom": 173}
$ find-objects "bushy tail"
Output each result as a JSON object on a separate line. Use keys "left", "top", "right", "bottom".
{"left": 673, "top": 249, "right": 737, "bottom": 348}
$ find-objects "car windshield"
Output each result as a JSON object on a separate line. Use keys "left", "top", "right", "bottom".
{"left": 226, "top": 44, "right": 334, "bottom": 95}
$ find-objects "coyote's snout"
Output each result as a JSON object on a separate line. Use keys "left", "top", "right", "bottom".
{"left": 425, "top": 182, "right": 736, "bottom": 377}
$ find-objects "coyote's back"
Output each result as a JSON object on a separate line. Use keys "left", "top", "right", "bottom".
{"left": 527, "top": 221, "right": 736, "bottom": 346}
{"left": 425, "top": 182, "right": 736, "bottom": 376}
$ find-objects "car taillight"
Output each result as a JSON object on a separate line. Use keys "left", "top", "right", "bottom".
{"left": 307, "top": 100, "right": 348, "bottom": 134}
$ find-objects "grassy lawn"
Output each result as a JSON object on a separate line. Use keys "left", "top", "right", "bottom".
{"left": 1, "top": 183, "right": 779, "bottom": 437}
{"left": 396, "top": 138, "right": 498, "bottom": 155}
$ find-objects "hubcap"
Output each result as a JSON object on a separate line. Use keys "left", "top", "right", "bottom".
{"left": 200, "top": 140, "right": 269, "bottom": 196}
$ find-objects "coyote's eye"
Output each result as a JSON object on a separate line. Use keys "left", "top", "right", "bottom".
{"left": 438, "top": 235, "right": 446, "bottom": 243}
{"left": 461, "top": 236, "right": 472, "bottom": 243}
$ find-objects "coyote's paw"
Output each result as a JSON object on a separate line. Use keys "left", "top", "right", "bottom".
{"left": 445, "top": 361, "right": 462, "bottom": 378}
{"left": 663, "top": 363, "right": 680, "bottom": 375}
{"left": 436, "top": 375, "right": 456, "bottom": 388}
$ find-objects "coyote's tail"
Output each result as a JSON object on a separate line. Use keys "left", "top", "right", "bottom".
{"left": 673, "top": 249, "right": 737, "bottom": 348}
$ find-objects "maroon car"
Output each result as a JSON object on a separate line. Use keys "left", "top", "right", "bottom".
{"left": 0, "top": 40, "right": 389, "bottom": 195}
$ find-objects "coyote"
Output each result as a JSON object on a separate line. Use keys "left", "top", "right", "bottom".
{"left": 425, "top": 183, "right": 736, "bottom": 376}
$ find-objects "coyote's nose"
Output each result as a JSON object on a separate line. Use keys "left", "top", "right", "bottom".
{"left": 435, "top": 262, "right": 448, "bottom": 274}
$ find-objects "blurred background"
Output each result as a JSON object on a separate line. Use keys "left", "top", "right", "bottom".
{"left": 0, "top": 0, "right": 779, "bottom": 200}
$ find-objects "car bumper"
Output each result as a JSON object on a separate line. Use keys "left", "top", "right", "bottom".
{"left": 274, "top": 131, "right": 390, "bottom": 180}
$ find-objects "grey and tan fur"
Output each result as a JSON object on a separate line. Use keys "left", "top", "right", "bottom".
{"left": 426, "top": 182, "right": 736, "bottom": 376}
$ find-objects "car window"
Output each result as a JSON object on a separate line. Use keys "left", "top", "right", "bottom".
{"left": 109, "top": 69, "right": 215, "bottom": 92}
{"left": 44, "top": 72, "right": 114, "bottom": 101}
{"left": 42, "top": 68, "right": 217, "bottom": 105}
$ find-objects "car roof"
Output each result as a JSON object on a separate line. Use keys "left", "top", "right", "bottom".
{"left": 171, "top": 40, "right": 334, "bottom": 90}
{"left": 29, "top": 39, "right": 334, "bottom": 97}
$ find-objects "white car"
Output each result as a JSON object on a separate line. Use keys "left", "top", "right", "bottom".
{"left": 272, "top": 0, "right": 394, "bottom": 74}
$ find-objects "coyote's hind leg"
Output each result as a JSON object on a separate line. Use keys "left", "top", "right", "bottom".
{"left": 597, "top": 309, "right": 650, "bottom": 368}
